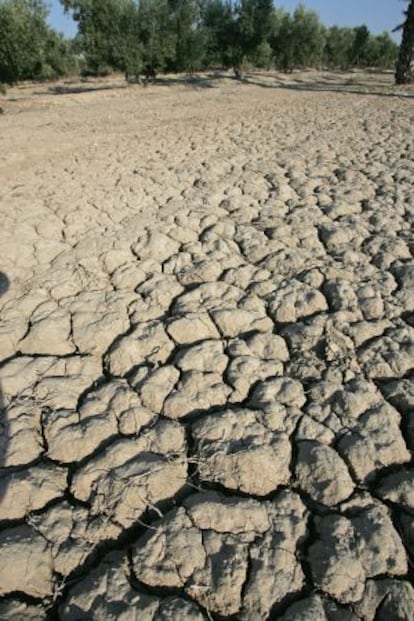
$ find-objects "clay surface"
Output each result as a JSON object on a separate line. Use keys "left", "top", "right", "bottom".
{"left": 0, "top": 70, "right": 413, "bottom": 619}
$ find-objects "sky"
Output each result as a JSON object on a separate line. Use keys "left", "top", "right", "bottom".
{"left": 48, "top": 0, "right": 405, "bottom": 40}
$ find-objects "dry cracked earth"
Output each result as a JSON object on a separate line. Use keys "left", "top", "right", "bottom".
{"left": 0, "top": 72, "right": 413, "bottom": 620}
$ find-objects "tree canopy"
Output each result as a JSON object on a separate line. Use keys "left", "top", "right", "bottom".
{"left": 0, "top": 0, "right": 76, "bottom": 83}
{"left": 0, "top": 0, "right": 402, "bottom": 87}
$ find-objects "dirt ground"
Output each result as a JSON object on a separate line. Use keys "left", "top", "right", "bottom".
{"left": 0, "top": 70, "right": 413, "bottom": 620}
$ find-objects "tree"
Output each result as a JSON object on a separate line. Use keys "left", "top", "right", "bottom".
{"left": 370, "top": 32, "right": 398, "bottom": 69}
{"left": 201, "top": 0, "right": 236, "bottom": 69}
{"left": 169, "top": 0, "right": 204, "bottom": 73}
{"left": 324, "top": 26, "right": 355, "bottom": 69}
{"left": 395, "top": 0, "right": 414, "bottom": 84}
{"left": 236, "top": 0, "right": 273, "bottom": 74}
{"left": 0, "top": 0, "right": 74, "bottom": 83}
{"left": 138, "top": 0, "right": 175, "bottom": 78}
{"left": 62, "top": 0, "right": 140, "bottom": 76}
{"left": 271, "top": 4, "right": 325, "bottom": 71}
{"left": 349, "top": 25, "right": 370, "bottom": 67}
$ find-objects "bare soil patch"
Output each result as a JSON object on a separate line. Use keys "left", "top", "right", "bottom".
{"left": 0, "top": 70, "right": 413, "bottom": 620}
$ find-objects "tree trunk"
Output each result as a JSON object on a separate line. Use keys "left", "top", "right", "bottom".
{"left": 396, "top": 0, "right": 414, "bottom": 84}
{"left": 233, "top": 65, "right": 242, "bottom": 80}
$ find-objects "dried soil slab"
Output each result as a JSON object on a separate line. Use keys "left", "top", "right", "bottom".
{"left": 174, "top": 339, "right": 228, "bottom": 373}
{"left": 354, "top": 578, "right": 414, "bottom": 621}
{"left": 192, "top": 408, "right": 291, "bottom": 495}
{"left": 211, "top": 308, "right": 273, "bottom": 337}
{"left": 136, "top": 365, "right": 180, "bottom": 413}
{"left": 163, "top": 370, "right": 231, "bottom": 419}
{"left": 359, "top": 325, "right": 414, "bottom": 379}
{"left": 45, "top": 379, "right": 155, "bottom": 463}
{"left": 260, "top": 247, "right": 325, "bottom": 280}
{"left": 136, "top": 273, "right": 184, "bottom": 313}
{"left": 279, "top": 594, "right": 359, "bottom": 621}
{"left": 0, "top": 525, "right": 55, "bottom": 598}
{"left": 1, "top": 400, "right": 43, "bottom": 467}
{"left": 281, "top": 316, "right": 362, "bottom": 383}
{"left": 70, "top": 290, "right": 133, "bottom": 354}
{"left": 0, "top": 463, "right": 67, "bottom": 520}
{"left": 110, "top": 261, "right": 147, "bottom": 291}
{"left": 337, "top": 402, "right": 411, "bottom": 482}
{"left": 377, "top": 469, "right": 414, "bottom": 511}
{"left": 378, "top": 378, "right": 414, "bottom": 448}
{"left": 249, "top": 377, "right": 306, "bottom": 434}
{"left": 0, "top": 310, "right": 28, "bottom": 361}
{"left": 166, "top": 313, "right": 220, "bottom": 344}
{"left": 185, "top": 491, "right": 271, "bottom": 534}
{"left": 319, "top": 221, "right": 369, "bottom": 255}
{"left": 107, "top": 320, "right": 175, "bottom": 377}
{"left": 0, "top": 600, "right": 46, "bottom": 621}
{"left": 362, "top": 235, "right": 411, "bottom": 270}
{"left": 132, "top": 491, "right": 307, "bottom": 619}
{"left": 61, "top": 550, "right": 206, "bottom": 620}
{"left": 309, "top": 500, "right": 407, "bottom": 603}
{"left": 171, "top": 282, "right": 265, "bottom": 315}
{"left": 323, "top": 279, "right": 385, "bottom": 320}
{"left": 241, "top": 491, "right": 308, "bottom": 621}
{"left": 227, "top": 355, "right": 284, "bottom": 402}
{"left": 222, "top": 264, "right": 271, "bottom": 290}
{"left": 133, "top": 507, "right": 206, "bottom": 589}
{"left": 306, "top": 380, "right": 410, "bottom": 481}
{"left": 167, "top": 255, "right": 223, "bottom": 287}
{"left": 18, "top": 309, "right": 75, "bottom": 355}
{"left": 294, "top": 440, "right": 355, "bottom": 506}
{"left": 0, "top": 355, "right": 102, "bottom": 410}
{"left": 71, "top": 419, "right": 187, "bottom": 530}
{"left": 267, "top": 280, "right": 328, "bottom": 323}
{"left": 28, "top": 500, "right": 115, "bottom": 576}
{"left": 132, "top": 229, "right": 180, "bottom": 263}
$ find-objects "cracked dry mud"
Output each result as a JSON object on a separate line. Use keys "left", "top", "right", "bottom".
{"left": 0, "top": 73, "right": 413, "bottom": 620}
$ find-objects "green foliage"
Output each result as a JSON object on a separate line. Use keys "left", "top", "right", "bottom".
{"left": 291, "top": 3, "right": 325, "bottom": 67}
{"left": 323, "top": 25, "right": 398, "bottom": 71}
{"left": 270, "top": 5, "right": 325, "bottom": 71}
{"left": 62, "top": 0, "right": 137, "bottom": 75}
{"left": 324, "top": 26, "right": 354, "bottom": 69}
{"left": 201, "top": 0, "right": 235, "bottom": 68}
{"left": 169, "top": 0, "right": 204, "bottom": 73}
{"left": 0, "top": 0, "right": 77, "bottom": 83}
{"left": 200, "top": 0, "right": 273, "bottom": 76}
{"left": 251, "top": 41, "right": 273, "bottom": 69}
{"left": 371, "top": 32, "right": 399, "bottom": 69}
{"left": 0, "top": 0, "right": 402, "bottom": 86}
{"left": 138, "top": 0, "right": 174, "bottom": 77}
{"left": 59, "top": 0, "right": 400, "bottom": 79}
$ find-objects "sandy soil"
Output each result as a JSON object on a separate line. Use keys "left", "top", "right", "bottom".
{"left": 0, "top": 70, "right": 413, "bottom": 620}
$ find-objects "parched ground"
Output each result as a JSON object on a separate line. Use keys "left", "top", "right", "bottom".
{"left": 0, "top": 71, "right": 413, "bottom": 620}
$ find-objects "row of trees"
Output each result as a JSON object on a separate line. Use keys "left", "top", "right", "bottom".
{"left": 61, "top": 0, "right": 400, "bottom": 79}
{"left": 0, "top": 0, "right": 413, "bottom": 86}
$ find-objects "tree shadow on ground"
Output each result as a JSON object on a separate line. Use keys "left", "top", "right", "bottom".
{"left": 45, "top": 72, "right": 227, "bottom": 95}
{"left": 153, "top": 72, "right": 228, "bottom": 88}
{"left": 239, "top": 73, "right": 414, "bottom": 99}
{"left": 46, "top": 82, "right": 129, "bottom": 96}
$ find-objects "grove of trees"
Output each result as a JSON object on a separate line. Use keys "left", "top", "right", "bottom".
{"left": 0, "top": 0, "right": 411, "bottom": 89}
